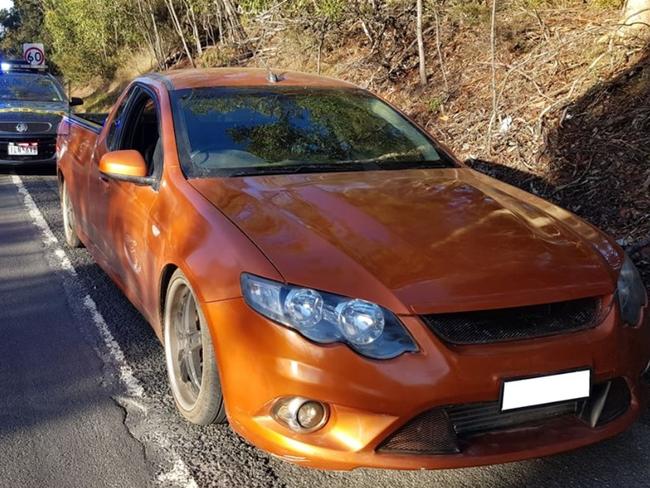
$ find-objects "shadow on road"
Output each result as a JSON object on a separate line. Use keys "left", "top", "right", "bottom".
{"left": 0, "top": 164, "right": 57, "bottom": 177}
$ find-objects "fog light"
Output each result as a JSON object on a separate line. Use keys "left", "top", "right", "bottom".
{"left": 297, "top": 401, "right": 326, "bottom": 429}
{"left": 271, "top": 397, "right": 329, "bottom": 433}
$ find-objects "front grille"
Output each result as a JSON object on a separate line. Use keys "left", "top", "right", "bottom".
{"left": 448, "top": 400, "right": 578, "bottom": 437}
{"left": 421, "top": 297, "right": 601, "bottom": 345}
{"left": 0, "top": 121, "right": 52, "bottom": 133}
{"left": 0, "top": 136, "right": 56, "bottom": 161}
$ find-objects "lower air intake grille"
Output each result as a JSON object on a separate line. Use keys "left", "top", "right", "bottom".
{"left": 377, "top": 378, "right": 629, "bottom": 456}
{"left": 448, "top": 400, "right": 578, "bottom": 437}
{"left": 421, "top": 297, "right": 601, "bottom": 345}
{"left": 377, "top": 408, "right": 459, "bottom": 454}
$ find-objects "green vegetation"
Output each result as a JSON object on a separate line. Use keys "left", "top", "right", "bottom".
{"left": 0, "top": 0, "right": 49, "bottom": 57}
{"left": 448, "top": 0, "right": 491, "bottom": 24}
{"left": 592, "top": 0, "right": 624, "bottom": 8}
{"left": 427, "top": 96, "right": 442, "bottom": 114}
{"left": 0, "top": 0, "right": 634, "bottom": 89}
{"left": 0, "top": 0, "right": 352, "bottom": 83}
{"left": 43, "top": 0, "right": 140, "bottom": 82}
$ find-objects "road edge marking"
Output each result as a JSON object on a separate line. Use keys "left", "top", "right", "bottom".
{"left": 10, "top": 174, "right": 198, "bottom": 488}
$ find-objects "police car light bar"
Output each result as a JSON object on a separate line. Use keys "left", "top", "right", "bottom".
{"left": 0, "top": 61, "right": 48, "bottom": 72}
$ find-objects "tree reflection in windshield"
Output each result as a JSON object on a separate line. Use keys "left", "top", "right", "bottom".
{"left": 172, "top": 87, "right": 449, "bottom": 176}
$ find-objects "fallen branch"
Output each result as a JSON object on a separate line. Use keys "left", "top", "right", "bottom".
{"left": 486, "top": 0, "right": 499, "bottom": 153}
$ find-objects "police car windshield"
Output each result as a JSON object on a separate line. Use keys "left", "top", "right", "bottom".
{"left": 0, "top": 73, "right": 63, "bottom": 102}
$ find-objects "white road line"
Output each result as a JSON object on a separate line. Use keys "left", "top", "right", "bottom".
{"left": 10, "top": 174, "right": 198, "bottom": 488}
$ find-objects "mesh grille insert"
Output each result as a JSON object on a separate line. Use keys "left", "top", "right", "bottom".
{"left": 377, "top": 408, "right": 459, "bottom": 454}
{"left": 421, "top": 297, "right": 601, "bottom": 345}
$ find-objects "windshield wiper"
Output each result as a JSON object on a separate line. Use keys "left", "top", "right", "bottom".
{"left": 228, "top": 162, "right": 370, "bottom": 177}
{"left": 336, "top": 158, "right": 452, "bottom": 169}
{"left": 226, "top": 158, "right": 454, "bottom": 177}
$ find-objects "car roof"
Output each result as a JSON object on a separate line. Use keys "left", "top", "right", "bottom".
{"left": 144, "top": 68, "right": 357, "bottom": 91}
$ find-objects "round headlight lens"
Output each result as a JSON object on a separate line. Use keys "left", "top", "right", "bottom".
{"left": 336, "top": 299, "right": 385, "bottom": 345}
{"left": 284, "top": 288, "right": 323, "bottom": 328}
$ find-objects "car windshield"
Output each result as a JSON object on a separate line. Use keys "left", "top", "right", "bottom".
{"left": 0, "top": 73, "right": 63, "bottom": 102}
{"left": 171, "top": 87, "right": 455, "bottom": 177}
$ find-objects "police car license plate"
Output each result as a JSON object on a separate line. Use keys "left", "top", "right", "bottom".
{"left": 8, "top": 142, "right": 38, "bottom": 156}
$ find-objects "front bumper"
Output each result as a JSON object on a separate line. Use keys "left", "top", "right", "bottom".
{"left": 204, "top": 297, "right": 650, "bottom": 470}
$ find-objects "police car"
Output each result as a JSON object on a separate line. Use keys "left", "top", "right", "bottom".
{"left": 0, "top": 60, "right": 82, "bottom": 166}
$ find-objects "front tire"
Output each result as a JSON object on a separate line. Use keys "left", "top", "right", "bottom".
{"left": 164, "top": 269, "right": 226, "bottom": 425}
{"left": 61, "top": 180, "right": 82, "bottom": 248}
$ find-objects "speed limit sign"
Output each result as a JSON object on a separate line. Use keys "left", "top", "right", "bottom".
{"left": 23, "top": 43, "right": 45, "bottom": 66}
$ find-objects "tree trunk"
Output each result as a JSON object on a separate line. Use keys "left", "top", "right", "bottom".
{"left": 184, "top": 0, "right": 203, "bottom": 57}
{"left": 621, "top": 0, "right": 650, "bottom": 37}
{"left": 135, "top": 0, "right": 164, "bottom": 70}
{"left": 416, "top": 0, "right": 426, "bottom": 86}
{"left": 165, "top": 0, "right": 196, "bottom": 68}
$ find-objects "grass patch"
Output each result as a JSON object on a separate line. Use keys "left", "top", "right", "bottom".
{"left": 428, "top": 96, "right": 443, "bottom": 114}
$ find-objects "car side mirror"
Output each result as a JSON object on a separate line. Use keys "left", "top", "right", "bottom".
{"left": 69, "top": 97, "right": 84, "bottom": 107}
{"left": 99, "top": 150, "right": 154, "bottom": 186}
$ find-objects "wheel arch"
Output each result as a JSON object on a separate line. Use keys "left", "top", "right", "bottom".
{"left": 57, "top": 167, "right": 65, "bottom": 191}
{"left": 158, "top": 263, "right": 179, "bottom": 336}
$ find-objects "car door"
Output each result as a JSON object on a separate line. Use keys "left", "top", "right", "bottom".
{"left": 103, "top": 86, "right": 163, "bottom": 318}
{"left": 85, "top": 86, "right": 137, "bottom": 264}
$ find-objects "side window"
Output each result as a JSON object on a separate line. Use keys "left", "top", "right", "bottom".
{"left": 118, "top": 91, "right": 161, "bottom": 177}
{"left": 106, "top": 89, "right": 134, "bottom": 151}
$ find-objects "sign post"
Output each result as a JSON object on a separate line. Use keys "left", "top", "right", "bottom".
{"left": 23, "top": 43, "right": 45, "bottom": 66}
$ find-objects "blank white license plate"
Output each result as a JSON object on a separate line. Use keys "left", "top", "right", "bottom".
{"left": 8, "top": 142, "right": 38, "bottom": 156}
{"left": 501, "top": 370, "right": 590, "bottom": 411}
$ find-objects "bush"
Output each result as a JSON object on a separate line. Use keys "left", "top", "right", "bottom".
{"left": 43, "top": 0, "right": 144, "bottom": 83}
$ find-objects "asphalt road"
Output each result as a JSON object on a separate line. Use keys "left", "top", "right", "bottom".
{"left": 1, "top": 170, "right": 650, "bottom": 488}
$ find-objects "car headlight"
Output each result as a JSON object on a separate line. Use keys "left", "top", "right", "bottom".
{"left": 241, "top": 273, "right": 418, "bottom": 359}
{"left": 616, "top": 254, "right": 648, "bottom": 326}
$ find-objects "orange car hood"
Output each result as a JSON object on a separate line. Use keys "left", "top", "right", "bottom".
{"left": 189, "top": 168, "right": 616, "bottom": 314}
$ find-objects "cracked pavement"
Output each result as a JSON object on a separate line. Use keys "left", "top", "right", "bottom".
{"left": 1, "top": 169, "right": 650, "bottom": 487}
